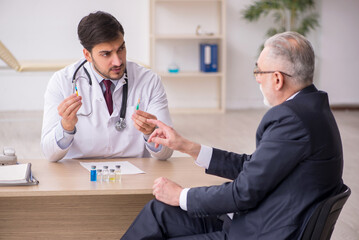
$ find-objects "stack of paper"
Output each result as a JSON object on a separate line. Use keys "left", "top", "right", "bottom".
{"left": 80, "top": 161, "right": 145, "bottom": 175}
{"left": 0, "top": 163, "right": 38, "bottom": 186}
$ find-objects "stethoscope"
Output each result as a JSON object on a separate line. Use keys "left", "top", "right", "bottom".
{"left": 72, "top": 60, "right": 128, "bottom": 131}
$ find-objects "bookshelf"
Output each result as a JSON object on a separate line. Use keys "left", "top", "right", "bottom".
{"left": 150, "top": 0, "right": 226, "bottom": 113}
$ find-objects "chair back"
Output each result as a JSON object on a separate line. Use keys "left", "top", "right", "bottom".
{"left": 301, "top": 184, "right": 351, "bottom": 240}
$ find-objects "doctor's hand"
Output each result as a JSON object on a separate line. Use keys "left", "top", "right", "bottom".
{"left": 131, "top": 110, "right": 157, "bottom": 135}
{"left": 152, "top": 177, "right": 183, "bottom": 206}
{"left": 147, "top": 119, "right": 201, "bottom": 159}
{"left": 58, "top": 93, "right": 82, "bottom": 131}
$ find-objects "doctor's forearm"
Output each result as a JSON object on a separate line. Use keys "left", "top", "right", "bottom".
{"left": 41, "top": 135, "right": 68, "bottom": 162}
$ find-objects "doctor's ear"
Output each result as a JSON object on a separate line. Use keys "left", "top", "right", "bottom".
{"left": 83, "top": 48, "right": 93, "bottom": 63}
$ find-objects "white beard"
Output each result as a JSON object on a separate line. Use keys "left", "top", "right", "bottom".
{"left": 259, "top": 85, "right": 271, "bottom": 107}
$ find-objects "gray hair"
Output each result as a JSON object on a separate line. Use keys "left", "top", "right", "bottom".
{"left": 264, "top": 31, "right": 315, "bottom": 86}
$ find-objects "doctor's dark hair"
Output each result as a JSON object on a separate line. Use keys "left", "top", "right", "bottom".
{"left": 77, "top": 11, "right": 125, "bottom": 52}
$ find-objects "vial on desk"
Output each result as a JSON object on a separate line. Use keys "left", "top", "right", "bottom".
{"left": 96, "top": 169, "right": 103, "bottom": 183}
{"left": 102, "top": 166, "right": 109, "bottom": 182}
{"left": 90, "top": 165, "right": 97, "bottom": 182}
{"left": 115, "top": 165, "right": 121, "bottom": 183}
{"left": 109, "top": 169, "right": 116, "bottom": 182}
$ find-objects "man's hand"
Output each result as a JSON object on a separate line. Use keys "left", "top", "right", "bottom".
{"left": 147, "top": 119, "right": 201, "bottom": 159}
{"left": 131, "top": 110, "right": 157, "bottom": 135}
{"left": 58, "top": 94, "right": 82, "bottom": 131}
{"left": 152, "top": 177, "right": 183, "bottom": 206}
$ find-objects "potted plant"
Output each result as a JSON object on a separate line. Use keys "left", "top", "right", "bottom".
{"left": 242, "top": 0, "right": 319, "bottom": 50}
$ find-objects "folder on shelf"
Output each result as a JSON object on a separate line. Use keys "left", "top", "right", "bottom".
{"left": 200, "top": 43, "right": 218, "bottom": 72}
{"left": 0, "top": 163, "right": 39, "bottom": 186}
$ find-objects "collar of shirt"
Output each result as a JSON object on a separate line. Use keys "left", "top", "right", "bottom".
{"left": 287, "top": 91, "right": 300, "bottom": 101}
{"left": 89, "top": 62, "right": 121, "bottom": 93}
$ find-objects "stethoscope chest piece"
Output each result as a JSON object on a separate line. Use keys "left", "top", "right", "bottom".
{"left": 115, "top": 118, "right": 127, "bottom": 131}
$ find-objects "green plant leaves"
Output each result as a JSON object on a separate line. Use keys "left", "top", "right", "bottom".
{"left": 242, "top": 0, "right": 319, "bottom": 37}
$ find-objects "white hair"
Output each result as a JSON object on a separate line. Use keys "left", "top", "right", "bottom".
{"left": 264, "top": 31, "right": 315, "bottom": 86}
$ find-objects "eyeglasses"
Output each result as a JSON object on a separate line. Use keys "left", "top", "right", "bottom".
{"left": 253, "top": 69, "right": 292, "bottom": 78}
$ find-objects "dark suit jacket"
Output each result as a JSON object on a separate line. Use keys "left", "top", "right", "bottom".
{"left": 187, "top": 85, "right": 343, "bottom": 239}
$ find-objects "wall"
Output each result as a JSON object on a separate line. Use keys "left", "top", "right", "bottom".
{"left": 317, "top": 0, "right": 359, "bottom": 105}
{"left": 0, "top": 0, "right": 358, "bottom": 111}
{"left": 0, "top": 0, "right": 149, "bottom": 111}
{"left": 226, "top": 0, "right": 359, "bottom": 109}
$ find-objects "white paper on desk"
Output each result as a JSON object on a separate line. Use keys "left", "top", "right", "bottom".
{"left": 80, "top": 161, "right": 145, "bottom": 175}
{"left": 0, "top": 163, "right": 30, "bottom": 184}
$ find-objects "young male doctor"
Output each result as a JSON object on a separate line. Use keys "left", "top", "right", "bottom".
{"left": 41, "top": 11, "right": 173, "bottom": 162}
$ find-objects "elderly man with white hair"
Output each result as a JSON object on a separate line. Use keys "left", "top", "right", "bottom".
{"left": 122, "top": 32, "right": 344, "bottom": 240}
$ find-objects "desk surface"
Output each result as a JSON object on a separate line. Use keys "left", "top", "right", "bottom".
{"left": 0, "top": 157, "right": 227, "bottom": 197}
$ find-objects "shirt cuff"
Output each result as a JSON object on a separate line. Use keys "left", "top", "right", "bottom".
{"left": 179, "top": 188, "right": 190, "bottom": 211}
{"left": 195, "top": 145, "right": 213, "bottom": 169}
{"left": 143, "top": 134, "right": 150, "bottom": 141}
{"left": 55, "top": 122, "right": 76, "bottom": 150}
{"left": 144, "top": 135, "right": 162, "bottom": 152}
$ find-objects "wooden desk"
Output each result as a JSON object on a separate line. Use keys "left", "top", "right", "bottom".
{"left": 0, "top": 157, "right": 226, "bottom": 239}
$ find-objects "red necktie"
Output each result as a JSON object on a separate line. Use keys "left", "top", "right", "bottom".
{"left": 103, "top": 80, "right": 113, "bottom": 115}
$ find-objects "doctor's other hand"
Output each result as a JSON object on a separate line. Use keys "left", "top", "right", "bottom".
{"left": 147, "top": 119, "right": 201, "bottom": 159}
{"left": 152, "top": 177, "right": 183, "bottom": 206}
{"left": 131, "top": 110, "right": 157, "bottom": 135}
{"left": 58, "top": 93, "right": 82, "bottom": 131}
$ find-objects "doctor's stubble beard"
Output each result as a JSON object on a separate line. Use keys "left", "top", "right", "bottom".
{"left": 92, "top": 59, "right": 125, "bottom": 80}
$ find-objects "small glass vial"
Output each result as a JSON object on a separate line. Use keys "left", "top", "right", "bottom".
{"left": 90, "top": 165, "right": 97, "bottom": 182}
{"left": 109, "top": 169, "right": 116, "bottom": 182}
{"left": 96, "top": 169, "right": 103, "bottom": 183}
{"left": 115, "top": 165, "right": 121, "bottom": 183}
{"left": 102, "top": 166, "right": 109, "bottom": 182}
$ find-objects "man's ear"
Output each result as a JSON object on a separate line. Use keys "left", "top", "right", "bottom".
{"left": 83, "top": 48, "right": 92, "bottom": 63}
{"left": 274, "top": 72, "right": 284, "bottom": 91}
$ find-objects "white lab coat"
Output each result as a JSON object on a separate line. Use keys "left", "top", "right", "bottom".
{"left": 41, "top": 59, "right": 173, "bottom": 162}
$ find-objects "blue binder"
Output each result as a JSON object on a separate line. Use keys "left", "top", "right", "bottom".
{"left": 200, "top": 43, "right": 218, "bottom": 72}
